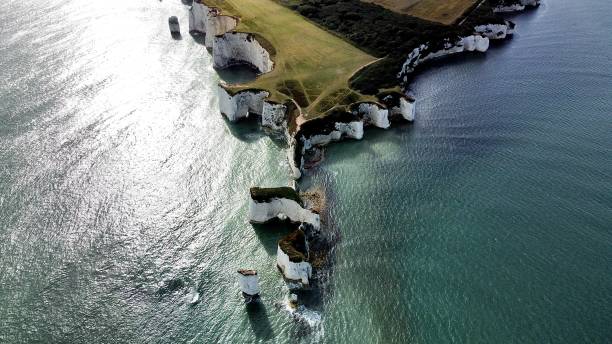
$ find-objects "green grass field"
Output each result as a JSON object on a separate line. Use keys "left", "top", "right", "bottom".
{"left": 204, "top": 0, "right": 378, "bottom": 118}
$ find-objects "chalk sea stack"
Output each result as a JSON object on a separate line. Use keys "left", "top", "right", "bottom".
{"left": 248, "top": 187, "right": 320, "bottom": 232}
{"left": 277, "top": 229, "right": 312, "bottom": 286}
{"left": 168, "top": 16, "right": 180, "bottom": 35}
{"left": 237, "top": 269, "right": 260, "bottom": 303}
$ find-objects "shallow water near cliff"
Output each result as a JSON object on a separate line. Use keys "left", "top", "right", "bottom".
{"left": 0, "top": 0, "right": 611, "bottom": 343}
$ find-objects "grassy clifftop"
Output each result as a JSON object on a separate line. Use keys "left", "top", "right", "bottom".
{"left": 204, "top": 0, "right": 377, "bottom": 118}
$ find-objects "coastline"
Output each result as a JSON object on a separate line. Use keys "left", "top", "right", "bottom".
{"left": 193, "top": 0, "right": 541, "bottom": 323}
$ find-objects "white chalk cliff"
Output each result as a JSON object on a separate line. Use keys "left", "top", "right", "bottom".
{"left": 213, "top": 32, "right": 274, "bottom": 74}
{"left": 249, "top": 198, "right": 321, "bottom": 231}
{"left": 474, "top": 20, "right": 516, "bottom": 40}
{"left": 289, "top": 119, "right": 364, "bottom": 179}
{"left": 218, "top": 87, "right": 269, "bottom": 122}
{"left": 494, "top": 0, "right": 540, "bottom": 12}
{"left": 237, "top": 270, "right": 260, "bottom": 296}
{"left": 494, "top": 3, "right": 525, "bottom": 12}
{"left": 189, "top": 1, "right": 238, "bottom": 47}
{"left": 358, "top": 103, "right": 390, "bottom": 129}
{"left": 189, "top": 0, "right": 238, "bottom": 48}
{"left": 261, "top": 102, "right": 288, "bottom": 131}
{"left": 277, "top": 245, "right": 312, "bottom": 285}
{"left": 391, "top": 97, "right": 416, "bottom": 122}
{"left": 191, "top": 2, "right": 278, "bottom": 126}
{"left": 400, "top": 35, "right": 489, "bottom": 81}
{"left": 304, "top": 123, "right": 364, "bottom": 150}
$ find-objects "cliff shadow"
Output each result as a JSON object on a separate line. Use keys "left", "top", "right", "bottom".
{"left": 216, "top": 65, "right": 258, "bottom": 84}
{"left": 222, "top": 116, "right": 288, "bottom": 149}
{"left": 221, "top": 116, "right": 266, "bottom": 143}
{"left": 189, "top": 32, "right": 206, "bottom": 46}
{"left": 245, "top": 302, "right": 274, "bottom": 341}
{"left": 251, "top": 222, "right": 295, "bottom": 256}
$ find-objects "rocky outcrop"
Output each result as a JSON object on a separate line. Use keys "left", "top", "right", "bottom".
{"left": 399, "top": 35, "right": 490, "bottom": 82}
{"left": 248, "top": 187, "right": 321, "bottom": 231}
{"left": 391, "top": 97, "right": 416, "bottom": 122}
{"left": 492, "top": 0, "right": 540, "bottom": 12}
{"left": 189, "top": 1, "right": 238, "bottom": 47}
{"left": 287, "top": 92, "right": 416, "bottom": 179}
{"left": 357, "top": 102, "right": 390, "bottom": 129}
{"left": 213, "top": 32, "right": 274, "bottom": 74}
{"left": 474, "top": 20, "right": 516, "bottom": 40}
{"left": 493, "top": 3, "right": 526, "bottom": 12}
{"left": 261, "top": 102, "right": 288, "bottom": 131}
{"left": 237, "top": 269, "right": 260, "bottom": 297}
{"left": 277, "top": 230, "right": 312, "bottom": 285}
{"left": 217, "top": 86, "right": 288, "bottom": 130}
{"left": 290, "top": 111, "right": 365, "bottom": 179}
{"left": 218, "top": 86, "right": 269, "bottom": 122}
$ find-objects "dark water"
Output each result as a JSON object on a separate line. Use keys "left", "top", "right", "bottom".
{"left": 0, "top": 0, "right": 610, "bottom": 343}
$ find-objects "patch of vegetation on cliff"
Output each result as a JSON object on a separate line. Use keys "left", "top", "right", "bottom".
{"left": 250, "top": 187, "right": 303, "bottom": 205}
{"left": 279, "top": 229, "right": 309, "bottom": 263}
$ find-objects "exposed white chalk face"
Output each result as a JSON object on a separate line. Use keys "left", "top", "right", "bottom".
{"left": 238, "top": 272, "right": 260, "bottom": 296}
{"left": 248, "top": 198, "right": 320, "bottom": 230}
{"left": 218, "top": 86, "right": 269, "bottom": 122}
{"left": 213, "top": 32, "right": 274, "bottom": 74}
{"left": 474, "top": 35, "right": 490, "bottom": 52}
{"left": 391, "top": 97, "right": 415, "bottom": 122}
{"left": 399, "top": 34, "right": 491, "bottom": 79}
{"left": 188, "top": 1, "right": 207, "bottom": 33}
{"left": 358, "top": 103, "right": 390, "bottom": 129}
{"left": 261, "top": 102, "right": 288, "bottom": 131}
{"left": 189, "top": 2, "right": 238, "bottom": 47}
{"left": 494, "top": 4, "right": 526, "bottom": 12}
{"left": 276, "top": 245, "right": 312, "bottom": 285}
{"left": 474, "top": 23, "right": 510, "bottom": 40}
{"left": 335, "top": 121, "right": 364, "bottom": 140}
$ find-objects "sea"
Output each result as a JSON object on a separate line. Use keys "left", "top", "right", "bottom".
{"left": 0, "top": 0, "right": 610, "bottom": 343}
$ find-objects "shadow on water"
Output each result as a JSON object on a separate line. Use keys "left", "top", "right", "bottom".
{"left": 216, "top": 65, "right": 259, "bottom": 84}
{"left": 222, "top": 116, "right": 266, "bottom": 143}
{"left": 181, "top": 0, "right": 193, "bottom": 5}
{"left": 189, "top": 32, "right": 207, "bottom": 46}
{"left": 251, "top": 222, "right": 294, "bottom": 256}
{"left": 246, "top": 302, "right": 274, "bottom": 340}
{"left": 221, "top": 116, "right": 289, "bottom": 150}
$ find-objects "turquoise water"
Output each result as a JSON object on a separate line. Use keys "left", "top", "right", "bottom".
{"left": 307, "top": 2, "right": 612, "bottom": 342}
{"left": 0, "top": 0, "right": 610, "bottom": 343}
